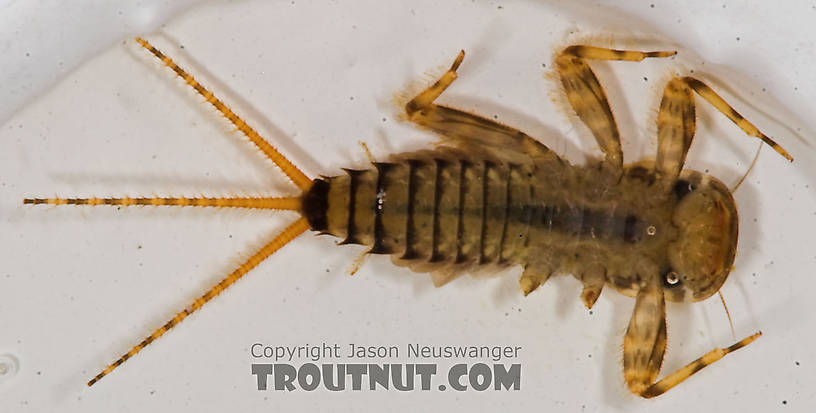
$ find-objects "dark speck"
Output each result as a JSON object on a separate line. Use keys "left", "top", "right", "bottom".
{"left": 795, "top": 361, "right": 800, "bottom": 366}
{"left": 650, "top": 4, "right": 655, "bottom": 8}
{"left": 643, "top": 77, "right": 648, "bottom": 82}
{"left": 782, "top": 400, "right": 787, "bottom": 405}
{"left": 736, "top": 37, "right": 740, "bottom": 41}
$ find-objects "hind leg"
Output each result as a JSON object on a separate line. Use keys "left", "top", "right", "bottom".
{"left": 405, "top": 51, "right": 554, "bottom": 159}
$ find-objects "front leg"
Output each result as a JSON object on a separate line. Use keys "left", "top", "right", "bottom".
{"left": 624, "top": 273, "right": 761, "bottom": 398}
{"left": 555, "top": 46, "right": 676, "bottom": 175}
{"left": 654, "top": 76, "right": 793, "bottom": 188}
{"left": 623, "top": 273, "right": 668, "bottom": 396}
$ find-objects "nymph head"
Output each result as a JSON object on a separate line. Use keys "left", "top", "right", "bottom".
{"left": 662, "top": 171, "right": 739, "bottom": 302}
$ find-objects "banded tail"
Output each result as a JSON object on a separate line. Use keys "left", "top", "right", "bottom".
{"left": 25, "top": 37, "right": 319, "bottom": 386}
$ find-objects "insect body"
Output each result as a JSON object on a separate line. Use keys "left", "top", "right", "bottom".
{"left": 25, "top": 39, "right": 792, "bottom": 397}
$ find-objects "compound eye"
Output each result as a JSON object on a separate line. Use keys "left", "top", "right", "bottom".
{"left": 665, "top": 271, "right": 680, "bottom": 286}
{"left": 673, "top": 179, "right": 695, "bottom": 200}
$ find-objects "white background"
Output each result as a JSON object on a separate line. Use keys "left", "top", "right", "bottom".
{"left": 1, "top": 0, "right": 815, "bottom": 411}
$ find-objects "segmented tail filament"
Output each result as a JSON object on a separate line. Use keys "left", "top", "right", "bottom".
{"left": 26, "top": 37, "right": 314, "bottom": 386}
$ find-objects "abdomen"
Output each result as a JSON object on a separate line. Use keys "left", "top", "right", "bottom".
{"left": 301, "top": 149, "right": 541, "bottom": 272}
{"left": 300, "top": 149, "right": 662, "bottom": 284}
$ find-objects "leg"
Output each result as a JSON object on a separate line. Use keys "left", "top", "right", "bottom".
{"left": 636, "top": 332, "right": 761, "bottom": 398}
{"left": 135, "top": 38, "right": 313, "bottom": 191}
{"left": 655, "top": 78, "right": 696, "bottom": 185}
{"left": 87, "top": 218, "right": 310, "bottom": 386}
{"left": 405, "top": 51, "right": 555, "bottom": 160}
{"left": 623, "top": 274, "right": 760, "bottom": 398}
{"left": 654, "top": 76, "right": 793, "bottom": 187}
{"left": 555, "top": 46, "right": 676, "bottom": 174}
{"left": 684, "top": 78, "right": 792, "bottom": 161}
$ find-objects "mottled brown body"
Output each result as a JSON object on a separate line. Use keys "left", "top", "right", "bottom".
{"left": 302, "top": 46, "right": 786, "bottom": 398}
{"left": 303, "top": 151, "right": 693, "bottom": 297}
{"left": 24, "top": 38, "right": 791, "bottom": 396}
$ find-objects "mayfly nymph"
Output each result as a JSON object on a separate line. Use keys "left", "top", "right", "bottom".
{"left": 24, "top": 38, "right": 793, "bottom": 397}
